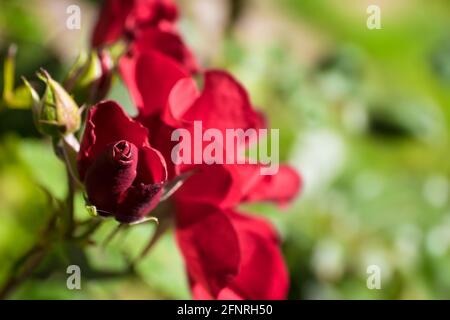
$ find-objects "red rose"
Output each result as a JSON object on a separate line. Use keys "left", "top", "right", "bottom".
{"left": 119, "top": 50, "right": 301, "bottom": 299}
{"left": 92, "top": 0, "right": 177, "bottom": 47}
{"left": 92, "top": 0, "right": 198, "bottom": 73}
{"left": 78, "top": 100, "right": 167, "bottom": 223}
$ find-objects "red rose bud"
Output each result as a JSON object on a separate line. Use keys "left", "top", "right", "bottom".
{"left": 84, "top": 140, "right": 139, "bottom": 215}
{"left": 64, "top": 50, "right": 113, "bottom": 105}
{"left": 78, "top": 101, "right": 167, "bottom": 223}
{"left": 24, "top": 70, "right": 81, "bottom": 137}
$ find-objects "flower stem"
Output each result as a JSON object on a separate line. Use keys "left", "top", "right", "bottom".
{"left": 0, "top": 246, "right": 47, "bottom": 299}
{"left": 65, "top": 167, "right": 76, "bottom": 238}
{"left": 0, "top": 214, "right": 56, "bottom": 299}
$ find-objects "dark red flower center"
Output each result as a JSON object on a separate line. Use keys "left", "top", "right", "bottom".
{"left": 113, "top": 140, "right": 133, "bottom": 162}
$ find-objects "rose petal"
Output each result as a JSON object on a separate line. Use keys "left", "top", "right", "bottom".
{"left": 176, "top": 202, "right": 240, "bottom": 296}
{"left": 243, "top": 165, "right": 302, "bottom": 206}
{"left": 119, "top": 50, "right": 189, "bottom": 116}
{"left": 131, "top": 27, "right": 199, "bottom": 74}
{"left": 191, "top": 283, "right": 243, "bottom": 300}
{"left": 179, "top": 164, "right": 301, "bottom": 208}
{"left": 91, "top": 0, "right": 179, "bottom": 48}
{"left": 191, "top": 211, "right": 289, "bottom": 300}
{"left": 137, "top": 114, "right": 180, "bottom": 179}
{"left": 181, "top": 71, "right": 266, "bottom": 134}
{"left": 131, "top": 0, "right": 178, "bottom": 28}
{"left": 135, "top": 145, "right": 168, "bottom": 184}
{"left": 91, "top": 0, "right": 135, "bottom": 47}
{"left": 175, "top": 164, "right": 241, "bottom": 208}
{"left": 116, "top": 182, "right": 163, "bottom": 223}
{"left": 162, "top": 77, "right": 199, "bottom": 128}
{"left": 113, "top": 144, "right": 167, "bottom": 222}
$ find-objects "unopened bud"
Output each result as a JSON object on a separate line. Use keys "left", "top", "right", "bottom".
{"left": 23, "top": 69, "right": 81, "bottom": 137}
{"left": 64, "top": 49, "right": 113, "bottom": 105}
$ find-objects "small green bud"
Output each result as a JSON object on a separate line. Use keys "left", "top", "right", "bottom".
{"left": 86, "top": 205, "right": 98, "bottom": 217}
{"left": 24, "top": 69, "right": 81, "bottom": 137}
{"left": 2, "top": 44, "right": 33, "bottom": 110}
{"left": 64, "top": 49, "right": 113, "bottom": 105}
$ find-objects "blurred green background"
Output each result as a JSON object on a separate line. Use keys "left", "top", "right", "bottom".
{"left": 1, "top": 0, "right": 450, "bottom": 299}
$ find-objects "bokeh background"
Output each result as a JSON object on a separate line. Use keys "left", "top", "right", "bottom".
{"left": 1, "top": 0, "right": 450, "bottom": 299}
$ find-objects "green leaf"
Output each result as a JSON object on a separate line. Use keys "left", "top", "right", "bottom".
{"left": 2, "top": 45, "right": 32, "bottom": 110}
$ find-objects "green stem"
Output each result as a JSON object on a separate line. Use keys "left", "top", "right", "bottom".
{"left": 0, "top": 246, "right": 47, "bottom": 299}
{"left": 0, "top": 155, "right": 78, "bottom": 298}
{"left": 65, "top": 168, "right": 75, "bottom": 238}
{"left": 0, "top": 214, "right": 56, "bottom": 299}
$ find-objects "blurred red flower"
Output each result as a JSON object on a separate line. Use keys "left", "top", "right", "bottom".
{"left": 92, "top": 0, "right": 198, "bottom": 73}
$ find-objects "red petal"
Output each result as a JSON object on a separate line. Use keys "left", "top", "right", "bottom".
{"left": 191, "top": 283, "right": 243, "bottom": 300}
{"left": 192, "top": 211, "right": 289, "bottom": 300}
{"left": 78, "top": 100, "right": 150, "bottom": 180}
{"left": 119, "top": 50, "right": 189, "bottom": 117}
{"left": 131, "top": 0, "right": 178, "bottom": 27}
{"left": 174, "top": 164, "right": 241, "bottom": 208}
{"left": 243, "top": 165, "right": 302, "bottom": 206}
{"left": 91, "top": 0, "right": 180, "bottom": 48}
{"left": 131, "top": 27, "right": 199, "bottom": 74}
{"left": 116, "top": 182, "right": 163, "bottom": 223}
{"left": 162, "top": 77, "right": 199, "bottom": 127}
{"left": 176, "top": 202, "right": 240, "bottom": 296}
{"left": 114, "top": 144, "right": 167, "bottom": 223}
{"left": 182, "top": 71, "right": 266, "bottom": 133}
{"left": 175, "top": 163, "right": 300, "bottom": 209}
{"left": 135, "top": 145, "right": 168, "bottom": 184}
{"left": 91, "top": 0, "right": 134, "bottom": 47}
{"left": 222, "top": 164, "right": 302, "bottom": 206}
{"left": 137, "top": 114, "right": 181, "bottom": 179}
